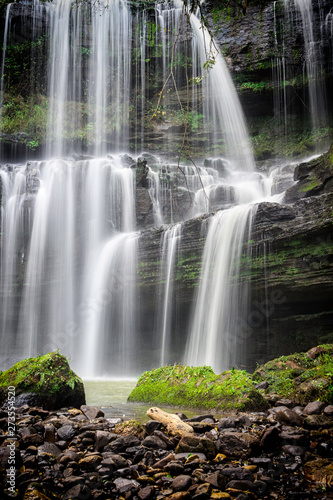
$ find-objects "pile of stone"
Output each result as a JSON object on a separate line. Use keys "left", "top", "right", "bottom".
{"left": 0, "top": 400, "right": 333, "bottom": 499}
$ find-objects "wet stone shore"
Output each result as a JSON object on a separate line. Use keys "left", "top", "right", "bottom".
{"left": 0, "top": 401, "right": 333, "bottom": 500}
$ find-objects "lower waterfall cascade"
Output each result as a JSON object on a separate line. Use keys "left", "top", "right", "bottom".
{"left": 0, "top": 0, "right": 332, "bottom": 377}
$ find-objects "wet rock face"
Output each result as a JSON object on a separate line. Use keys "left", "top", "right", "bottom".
{"left": 284, "top": 145, "right": 333, "bottom": 202}
{"left": 205, "top": 0, "right": 333, "bottom": 73}
{"left": 137, "top": 148, "right": 333, "bottom": 370}
{"left": 1, "top": 400, "right": 333, "bottom": 499}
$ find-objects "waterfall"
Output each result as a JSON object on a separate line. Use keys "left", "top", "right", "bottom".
{"left": 0, "top": 0, "right": 283, "bottom": 377}
{"left": 148, "top": 166, "right": 164, "bottom": 227}
{"left": 292, "top": 0, "right": 327, "bottom": 131}
{"left": 282, "top": 0, "right": 327, "bottom": 136}
{"left": 80, "top": 232, "right": 138, "bottom": 378}
{"left": 0, "top": 4, "right": 12, "bottom": 125}
{"left": 185, "top": 204, "right": 256, "bottom": 373}
{"left": 0, "top": 168, "right": 27, "bottom": 361}
{"left": 0, "top": 157, "right": 138, "bottom": 374}
{"left": 47, "top": 0, "right": 132, "bottom": 156}
{"left": 157, "top": 223, "right": 182, "bottom": 366}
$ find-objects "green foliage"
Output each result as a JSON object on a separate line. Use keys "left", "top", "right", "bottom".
{"left": 0, "top": 94, "right": 48, "bottom": 146}
{"left": 128, "top": 364, "right": 269, "bottom": 411}
{"left": 239, "top": 81, "right": 270, "bottom": 93}
{"left": 247, "top": 115, "right": 332, "bottom": 160}
{"left": 2, "top": 35, "right": 48, "bottom": 97}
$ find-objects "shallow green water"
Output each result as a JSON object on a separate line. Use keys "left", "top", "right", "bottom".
{"left": 83, "top": 379, "right": 208, "bottom": 422}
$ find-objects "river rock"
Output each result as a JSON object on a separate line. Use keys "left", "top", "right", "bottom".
{"left": 206, "top": 471, "right": 227, "bottom": 489}
{"left": 138, "top": 485, "right": 155, "bottom": 500}
{"left": 80, "top": 405, "right": 104, "bottom": 420}
{"left": 175, "top": 434, "right": 217, "bottom": 459}
{"left": 95, "top": 430, "right": 114, "bottom": 449}
{"left": 324, "top": 405, "right": 333, "bottom": 416}
{"left": 218, "top": 432, "right": 260, "bottom": 459}
{"left": 303, "top": 401, "right": 326, "bottom": 415}
{"left": 260, "top": 425, "right": 280, "bottom": 451}
{"left": 146, "top": 420, "right": 163, "bottom": 435}
{"left": 38, "top": 442, "right": 62, "bottom": 457}
{"left": 20, "top": 433, "right": 44, "bottom": 448}
{"left": 62, "top": 484, "right": 92, "bottom": 500}
{"left": 57, "top": 424, "right": 76, "bottom": 441}
{"left": 172, "top": 474, "right": 192, "bottom": 491}
{"left": 194, "top": 482, "right": 212, "bottom": 497}
{"left": 275, "top": 409, "right": 303, "bottom": 426}
{"left": 282, "top": 444, "right": 306, "bottom": 456}
{"left": 142, "top": 434, "right": 168, "bottom": 450}
{"left": 304, "top": 414, "right": 333, "bottom": 429}
{"left": 280, "top": 429, "right": 310, "bottom": 446}
{"left": 79, "top": 454, "right": 102, "bottom": 470}
{"left": 107, "top": 453, "right": 129, "bottom": 469}
{"left": 164, "top": 460, "right": 185, "bottom": 476}
{"left": 114, "top": 477, "right": 140, "bottom": 493}
{"left": 304, "top": 458, "right": 333, "bottom": 486}
{"left": 225, "top": 479, "right": 257, "bottom": 493}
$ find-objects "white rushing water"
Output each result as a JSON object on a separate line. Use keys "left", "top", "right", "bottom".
{"left": 0, "top": 156, "right": 139, "bottom": 376}
{"left": 0, "top": 0, "right": 302, "bottom": 377}
{"left": 185, "top": 204, "right": 256, "bottom": 372}
{"left": 190, "top": 12, "right": 256, "bottom": 171}
{"left": 157, "top": 223, "right": 182, "bottom": 366}
{"left": 47, "top": 0, "right": 132, "bottom": 156}
{"left": 284, "top": 0, "right": 327, "bottom": 133}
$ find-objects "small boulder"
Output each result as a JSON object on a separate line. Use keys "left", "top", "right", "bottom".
{"left": 304, "top": 415, "right": 333, "bottom": 429}
{"left": 324, "top": 405, "right": 333, "bottom": 416}
{"left": 260, "top": 426, "right": 280, "bottom": 452}
{"left": 172, "top": 475, "right": 192, "bottom": 492}
{"left": 303, "top": 401, "right": 326, "bottom": 415}
{"left": 275, "top": 409, "right": 303, "bottom": 426}
{"left": 57, "top": 424, "right": 76, "bottom": 441}
{"left": 0, "top": 352, "right": 85, "bottom": 410}
{"left": 80, "top": 405, "right": 104, "bottom": 420}
{"left": 304, "top": 458, "right": 333, "bottom": 487}
{"left": 142, "top": 434, "right": 168, "bottom": 450}
{"left": 218, "top": 432, "right": 260, "bottom": 459}
{"left": 38, "top": 442, "right": 62, "bottom": 457}
{"left": 95, "top": 430, "right": 114, "bottom": 449}
{"left": 175, "top": 434, "right": 217, "bottom": 460}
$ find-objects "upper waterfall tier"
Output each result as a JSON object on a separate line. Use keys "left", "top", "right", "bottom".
{"left": 1, "top": 0, "right": 255, "bottom": 167}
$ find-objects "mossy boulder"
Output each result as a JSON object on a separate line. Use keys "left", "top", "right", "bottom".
{"left": 128, "top": 365, "right": 269, "bottom": 412}
{"left": 284, "top": 143, "right": 333, "bottom": 202}
{"left": 253, "top": 344, "right": 333, "bottom": 405}
{"left": 0, "top": 351, "right": 85, "bottom": 410}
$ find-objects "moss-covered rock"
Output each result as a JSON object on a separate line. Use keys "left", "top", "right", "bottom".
{"left": 284, "top": 143, "right": 333, "bottom": 202}
{"left": 127, "top": 365, "right": 269, "bottom": 412}
{"left": 0, "top": 351, "right": 86, "bottom": 410}
{"left": 253, "top": 344, "right": 333, "bottom": 405}
{"left": 114, "top": 420, "right": 146, "bottom": 440}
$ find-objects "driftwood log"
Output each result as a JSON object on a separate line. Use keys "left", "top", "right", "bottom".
{"left": 147, "top": 407, "right": 194, "bottom": 437}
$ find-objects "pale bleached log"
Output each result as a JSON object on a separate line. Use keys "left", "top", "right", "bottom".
{"left": 147, "top": 407, "right": 194, "bottom": 437}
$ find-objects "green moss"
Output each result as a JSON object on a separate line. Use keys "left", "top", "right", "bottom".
{"left": 253, "top": 344, "right": 333, "bottom": 404}
{"left": 241, "top": 232, "right": 333, "bottom": 283}
{"left": 129, "top": 346, "right": 333, "bottom": 411}
{"left": 0, "top": 351, "right": 85, "bottom": 407}
{"left": 114, "top": 419, "right": 146, "bottom": 439}
{"left": 128, "top": 364, "right": 269, "bottom": 412}
{"left": 300, "top": 180, "right": 320, "bottom": 192}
